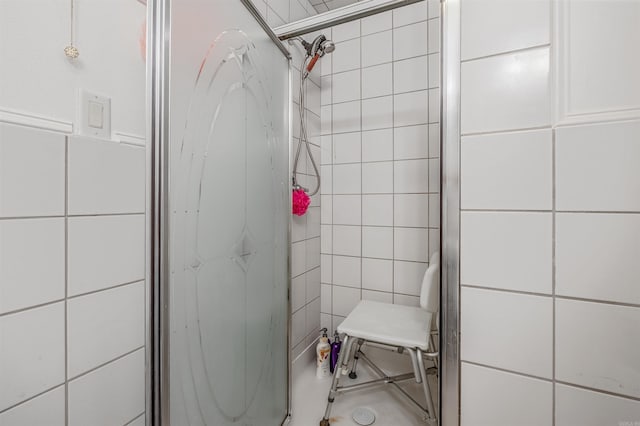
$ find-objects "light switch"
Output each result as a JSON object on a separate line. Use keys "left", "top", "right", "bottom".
{"left": 88, "top": 101, "right": 104, "bottom": 128}
{"left": 77, "top": 89, "right": 111, "bottom": 139}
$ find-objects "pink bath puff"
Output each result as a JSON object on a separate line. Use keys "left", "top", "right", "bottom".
{"left": 292, "top": 189, "right": 311, "bottom": 216}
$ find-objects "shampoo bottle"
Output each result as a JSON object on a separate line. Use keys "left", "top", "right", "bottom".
{"left": 330, "top": 331, "right": 342, "bottom": 374}
{"left": 316, "top": 328, "right": 331, "bottom": 378}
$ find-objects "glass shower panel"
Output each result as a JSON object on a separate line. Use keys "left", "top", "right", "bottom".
{"left": 167, "top": 1, "right": 289, "bottom": 425}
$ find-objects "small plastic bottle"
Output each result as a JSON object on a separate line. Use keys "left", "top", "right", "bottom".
{"left": 316, "top": 328, "right": 331, "bottom": 378}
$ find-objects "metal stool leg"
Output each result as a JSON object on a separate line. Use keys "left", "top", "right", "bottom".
{"left": 320, "top": 335, "right": 350, "bottom": 426}
{"left": 348, "top": 339, "right": 364, "bottom": 379}
{"left": 417, "top": 348, "right": 437, "bottom": 424}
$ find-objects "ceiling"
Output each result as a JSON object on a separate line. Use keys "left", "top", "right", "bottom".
{"left": 308, "top": 0, "right": 362, "bottom": 13}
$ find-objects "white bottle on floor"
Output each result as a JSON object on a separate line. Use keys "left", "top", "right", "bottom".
{"left": 316, "top": 328, "right": 331, "bottom": 378}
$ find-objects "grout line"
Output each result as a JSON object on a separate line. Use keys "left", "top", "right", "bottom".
{"left": 552, "top": 122, "right": 557, "bottom": 426}
{"left": 391, "top": 13, "right": 396, "bottom": 304}
{"left": 553, "top": 380, "right": 640, "bottom": 403}
{"left": 0, "top": 299, "right": 66, "bottom": 318}
{"left": 67, "top": 346, "right": 145, "bottom": 383}
{"left": 461, "top": 208, "right": 640, "bottom": 215}
{"left": 461, "top": 360, "right": 554, "bottom": 383}
{"left": 123, "top": 412, "right": 145, "bottom": 426}
{"left": 0, "top": 384, "right": 66, "bottom": 416}
{"left": 64, "top": 135, "right": 69, "bottom": 426}
{"left": 67, "top": 279, "right": 145, "bottom": 301}
{"left": 360, "top": 22, "right": 364, "bottom": 304}
{"left": 460, "top": 43, "right": 551, "bottom": 64}
{"left": 461, "top": 125, "right": 552, "bottom": 138}
{"left": 0, "top": 214, "right": 65, "bottom": 221}
{"left": 323, "top": 120, "right": 440, "bottom": 137}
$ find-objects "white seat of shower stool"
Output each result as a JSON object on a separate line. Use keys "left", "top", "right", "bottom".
{"left": 337, "top": 300, "right": 432, "bottom": 351}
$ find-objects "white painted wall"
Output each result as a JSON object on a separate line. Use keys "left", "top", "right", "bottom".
{"left": 0, "top": 0, "right": 146, "bottom": 424}
{"left": 458, "top": 0, "right": 640, "bottom": 424}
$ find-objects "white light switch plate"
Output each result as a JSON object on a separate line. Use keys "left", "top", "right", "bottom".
{"left": 77, "top": 89, "right": 111, "bottom": 139}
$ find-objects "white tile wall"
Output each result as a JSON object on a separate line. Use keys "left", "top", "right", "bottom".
{"left": 320, "top": 2, "right": 440, "bottom": 328}
{"left": 459, "top": 1, "right": 640, "bottom": 419}
{"left": 461, "top": 287, "right": 553, "bottom": 378}
{"left": 0, "top": 386, "right": 65, "bottom": 426}
{"left": 461, "top": 363, "right": 552, "bottom": 426}
{"left": 0, "top": 124, "right": 65, "bottom": 217}
{"left": 0, "top": 218, "right": 65, "bottom": 314}
{"left": 461, "top": 212, "right": 552, "bottom": 294}
{"left": 556, "top": 299, "right": 640, "bottom": 398}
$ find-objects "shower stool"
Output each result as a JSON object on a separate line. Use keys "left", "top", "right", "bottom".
{"left": 319, "top": 253, "right": 439, "bottom": 426}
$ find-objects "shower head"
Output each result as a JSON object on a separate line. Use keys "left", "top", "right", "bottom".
{"left": 299, "top": 34, "right": 335, "bottom": 75}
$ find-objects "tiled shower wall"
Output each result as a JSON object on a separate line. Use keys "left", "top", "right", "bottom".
{"left": 459, "top": 0, "right": 640, "bottom": 424}
{"left": 0, "top": 1, "right": 146, "bottom": 424}
{"left": 319, "top": 0, "right": 441, "bottom": 333}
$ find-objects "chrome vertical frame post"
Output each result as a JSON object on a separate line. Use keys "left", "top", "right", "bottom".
{"left": 440, "top": 0, "right": 461, "bottom": 425}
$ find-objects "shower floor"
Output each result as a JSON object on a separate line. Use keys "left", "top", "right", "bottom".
{"left": 289, "top": 346, "right": 437, "bottom": 426}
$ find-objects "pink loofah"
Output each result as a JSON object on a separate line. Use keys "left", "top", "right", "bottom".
{"left": 292, "top": 189, "right": 311, "bottom": 216}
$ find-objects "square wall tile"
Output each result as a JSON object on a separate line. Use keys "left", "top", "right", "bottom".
{"left": 362, "top": 194, "right": 393, "bottom": 226}
{"left": 555, "top": 120, "right": 640, "bottom": 212}
{"left": 461, "top": 363, "right": 552, "bottom": 426}
{"left": 362, "top": 96, "right": 393, "bottom": 131}
{"left": 461, "top": 287, "right": 553, "bottom": 378}
{"left": 394, "top": 194, "right": 429, "bottom": 228}
{"left": 428, "top": 158, "right": 440, "bottom": 193}
{"left": 68, "top": 349, "right": 145, "bottom": 426}
{"left": 461, "top": 129, "right": 553, "bottom": 210}
{"left": 321, "top": 105, "right": 332, "bottom": 134}
{"left": 556, "top": 213, "right": 640, "bottom": 305}
{"left": 332, "top": 255, "right": 361, "bottom": 288}
{"left": 362, "top": 63, "right": 393, "bottom": 99}
{"left": 306, "top": 237, "right": 321, "bottom": 270}
{"left": 362, "top": 290, "right": 393, "bottom": 304}
{"left": 333, "top": 163, "right": 361, "bottom": 194}
{"left": 332, "top": 20, "right": 360, "bottom": 42}
{"left": 0, "top": 303, "right": 65, "bottom": 410}
{"left": 321, "top": 225, "right": 332, "bottom": 254}
{"left": 320, "top": 165, "right": 333, "bottom": 194}
{"left": 361, "top": 10, "right": 392, "bottom": 35}
{"left": 67, "top": 281, "right": 145, "bottom": 378}
{"left": 292, "top": 240, "right": 305, "bottom": 277}
{"left": 321, "top": 254, "right": 332, "bottom": 283}
{"left": 428, "top": 88, "right": 440, "bottom": 123}
{"left": 461, "top": 0, "right": 550, "bottom": 61}
{"left": 0, "top": 123, "right": 65, "bottom": 217}
{"left": 394, "top": 294, "right": 420, "bottom": 307}
{"left": 461, "top": 212, "right": 552, "bottom": 294}
{"left": 333, "top": 195, "right": 361, "bottom": 225}
{"left": 393, "top": 1, "right": 428, "bottom": 27}
{"left": 556, "top": 384, "right": 640, "bottom": 426}
{"left": 362, "top": 162, "right": 393, "bottom": 193}
{"left": 0, "top": 386, "right": 65, "bottom": 426}
{"left": 394, "top": 261, "right": 428, "bottom": 296}
{"left": 461, "top": 47, "right": 550, "bottom": 134}
{"left": 332, "top": 70, "right": 361, "bottom": 104}
{"left": 292, "top": 308, "right": 306, "bottom": 345}
{"left": 362, "top": 258, "right": 393, "bottom": 292}
{"left": 292, "top": 275, "right": 306, "bottom": 312}
{"left": 394, "top": 90, "right": 429, "bottom": 127}
{"left": 306, "top": 297, "right": 321, "bottom": 337}
{"left": 67, "top": 215, "right": 145, "bottom": 296}
{"left": 362, "top": 226, "right": 393, "bottom": 259}
{"left": 394, "top": 125, "right": 429, "bottom": 160}
{"left": 394, "top": 227, "right": 428, "bottom": 262}
{"left": 321, "top": 75, "right": 332, "bottom": 106}
{"left": 556, "top": 299, "right": 640, "bottom": 398}
{"left": 362, "top": 128, "right": 393, "bottom": 162}
{"left": 333, "top": 132, "right": 361, "bottom": 164}
{"left": 68, "top": 136, "right": 145, "bottom": 215}
{"left": 333, "top": 225, "right": 361, "bottom": 256}
{"left": 321, "top": 136, "right": 333, "bottom": 165}
{"left": 362, "top": 31, "right": 392, "bottom": 67}
{"left": 0, "top": 218, "right": 65, "bottom": 314}
{"left": 393, "top": 22, "right": 428, "bottom": 60}
{"left": 321, "top": 284, "right": 332, "bottom": 313}
{"left": 332, "top": 101, "right": 361, "bottom": 133}
{"left": 394, "top": 56, "right": 428, "bottom": 94}
{"left": 333, "top": 38, "right": 361, "bottom": 73}
{"left": 332, "top": 286, "right": 361, "bottom": 317}
{"left": 394, "top": 159, "right": 429, "bottom": 193}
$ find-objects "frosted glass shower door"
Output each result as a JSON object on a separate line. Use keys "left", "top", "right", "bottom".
{"left": 166, "top": 1, "right": 289, "bottom": 425}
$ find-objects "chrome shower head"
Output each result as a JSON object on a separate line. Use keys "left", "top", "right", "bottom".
{"left": 300, "top": 34, "right": 336, "bottom": 57}
{"left": 320, "top": 39, "right": 335, "bottom": 55}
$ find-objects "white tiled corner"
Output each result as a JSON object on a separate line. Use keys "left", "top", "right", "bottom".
{"left": 68, "top": 349, "right": 145, "bottom": 426}
{"left": 394, "top": 194, "right": 429, "bottom": 228}
{"left": 332, "top": 285, "right": 361, "bottom": 317}
{"left": 429, "top": 194, "right": 440, "bottom": 228}
{"left": 321, "top": 283, "right": 332, "bottom": 313}
{"left": 362, "top": 128, "right": 393, "bottom": 162}
{"left": 0, "top": 218, "right": 65, "bottom": 314}
{"left": 556, "top": 299, "right": 640, "bottom": 398}
{"left": 556, "top": 213, "right": 640, "bottom": 305}
{"left": 292, "top": 240, "right": 307, "bottom": 277}
{"left": 427, "top": 18, "right": 440, "bottom": 54}
{"left": 394, "top": 260, "right": 428, "bottom": 297}
{"left": 320, "top": 75, "right": 332, "bottom": 106}
{"left": 461, "top": 47, "right": 550, "bottom": 134}
{"left": 555, "top": 120, "right": 640, "bottom": 212}
{"left": 394, "top": 227, "right": 428, "bottom": 262}
{"left": 393, "top": 22, "right": 428, "bottom": 61}
{"left": 461, "top": 287, "right": 553, "bottom": 378}
{"left": 333, "top": 195, "right": 361, "bottom": 225}
{"left": 332, "top": 225, "right": 361, "bottom": 257}
{"left": 394, "top": 56, "right": 428, "bottom": 94}
{"left": 428, "top": 53, "right": 440, "bottom": 88}
{"left": 292, "top": 308, "right": 306, "bottom": 346}
{"left": 362, "top": 226, "right": 393, "bottom": 259}
{"left": 555, "top": 384, "right": 640, "bottom": 426}
{"left": 305, "top": 297, "right": 321, "bottom": 337}
{"left": 67, "top": 215, "right": 145, "bottom": 296}
{"left": 332, "top": 255, "right": 361, "bottom": 288}
{"left": 0, "top": 303, "right": 65, "bottom": 411}
{"left": 362, "top": 63, "right": 393, "bottom": 99}
{"left": 461, "top": 363, "right": 552, "bottom": 426}
{"left": 306, "top": 237, "right": 321, "bottom": 270}
{"left": 67, "top": 136, "right": 145, "bottom": 215}
{"left": 0, "top": 123, "right": 65, "bottom": 217}
{"left": 461, "top": 0, "right": 550, "bottom": 61}
{"left": 428, "top": 123, "right": 440, "bottom": 158}
{"left": 362, "top": 194, "right": 393, "bottom": 226}
{"left": 394, "top": 90, "right": 429, "bottom": 127}
{"left": 67, "top": 281, "right": 145, "bottom": 378}
{"left": 461, "top": 212, "right": 552, "bottom": 294}
{"left": 362, "top": 258, "right": 393, "bottom": 292}
{"left": 461, "top": 129, "right": 553, "bottom": 210}
{"left": 394, "top": 125, "right": 429, "bottom": 160}
{"left": 0, "top": 385, "right": 65, "bottom": 426}
{"left": 362, "top": 162, "right": 393, "bottom": 193}
{"left": 361, "top": 31, "right": 393, "bottom": 67}
{"left": 394, "top": 159, "right": 429, "bottom": 193}
{"left": 362, "top": 96, "right": 393, "bottom": 131}
{"left": 320, "top": 224, "right": 332, "bottom": 254}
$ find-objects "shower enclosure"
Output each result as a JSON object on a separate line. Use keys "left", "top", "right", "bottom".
{"left": 149, "top": 1, "right": 291, "bottom": 424}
